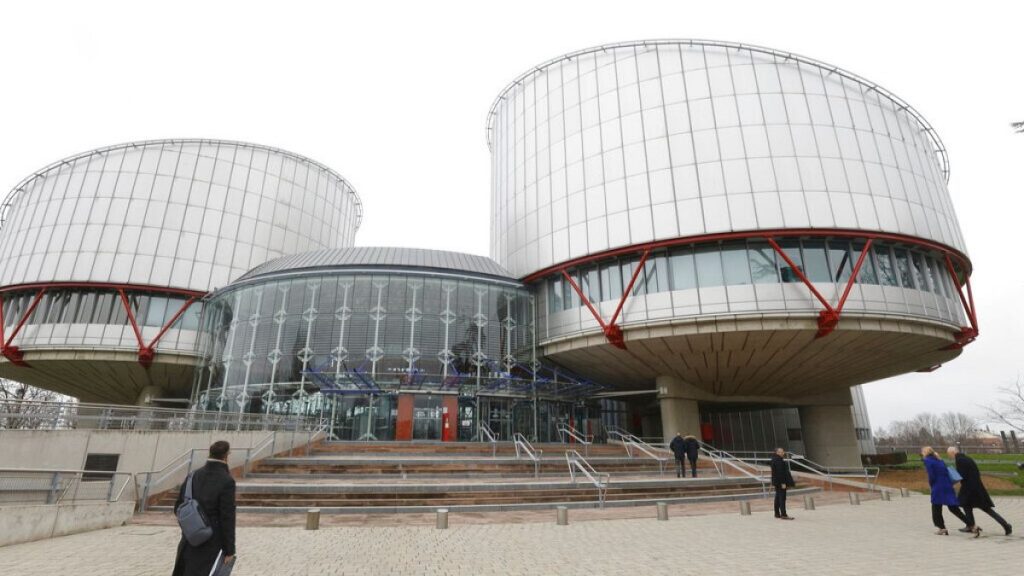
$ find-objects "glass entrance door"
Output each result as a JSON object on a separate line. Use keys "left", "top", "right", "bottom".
{"left": 412, "top": 395, "right": 442, "bottom": 440}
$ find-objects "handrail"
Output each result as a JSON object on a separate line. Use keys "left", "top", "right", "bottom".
{"left": 513, "top": 432, "right": 543, "bottom": 478}
{"left": 0, "top": 467, "right": 136, "bottom": 504}
{"left": 138, "top": 449, "right": 201, "bottom": 512}
{"left": 695, "top": 441, "right": 770, "bottom": 492}
{"left": 242, "top": 432, "right": 277, "bottom": 477}
{"left": 478, "top": 423, "right": 498, "bottom": 457}
{"left": 786, "top": 454, "right": 880, "bottom": 491}
{"left": 607, "top": 428, "right": 667, "bottom": 475}
{"left": 565, "top": 449, "right": 610, "bottom": 507}
{"left": 556, "top": 424, "right": 592, "bottom": 456}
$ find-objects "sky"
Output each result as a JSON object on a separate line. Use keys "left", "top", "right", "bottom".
{"left": 0, "top": 1, "right": 1021, "bottom": 430}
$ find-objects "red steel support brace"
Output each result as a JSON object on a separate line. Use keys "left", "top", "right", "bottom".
{"left": 0, "top": 283, "right": 202, "bottom": 368}
{"left": 560, "top": 249, "right": 650, "bottom": 350}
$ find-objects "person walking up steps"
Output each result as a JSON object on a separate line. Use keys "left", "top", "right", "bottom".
{"left": 669, "top": 433, "right": 686, "bottom": 478}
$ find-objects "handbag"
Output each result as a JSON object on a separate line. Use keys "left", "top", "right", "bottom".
{"left": 176, "top": 472, "right": 214, "bottom": 546}
{"left": 947, "top": 465, "right": 962, "bottom": 483}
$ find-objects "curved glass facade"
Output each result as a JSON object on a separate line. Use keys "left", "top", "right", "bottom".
{"left": 538, "top": 236, "right": 966, "bottom": 342}
{"left": 194, "top": 269, "right": 538, "bottom": 410}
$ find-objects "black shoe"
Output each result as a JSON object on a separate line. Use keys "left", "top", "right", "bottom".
{"left": 1005, "top": 525, "right": 1012, "bottom": 536}
{"left": 774, "top": 514, "right": 781, "bottom": 518}
{"left": 958, "top": 527, "right": 973, "bottom": 533}
{"left": 780, "top": 516, "right": 795, "bottom": 520}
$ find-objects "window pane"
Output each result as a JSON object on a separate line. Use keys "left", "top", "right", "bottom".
{"left": 910, "top": 252, "right": 929, "bottom": 292}
{"left": 695, "top": 247, "right": 724, "bottom": 288}
{"left": 645, "top": 254, "right": 668, "bottom": 293}
{"left": 802, "top": 240, "right": 830, "bottom": 283}
{"left": 778, "top": 240, "right": 803, "bottom": 283}
{"left": 927, "top": 257, "right": 948, "bottom": 298}
{"left": 670, "top": 248, "right": 697, "bottom": 290}
{"left": 601, "top": 260, "right": 623, "bottom": 301}
{"left": 747, "top": 243, "right": 779, "bottom": 284}
{"left": 873, "top": 246, "right": 899, "bottom": 287}
{"left": 893, "top": 248, "right": 914, "bottom": 289}
{"left": 549, "top": 278, "right": 563, "bottom": 313}
{"left": 827, "top": 240, "right": 852, "bottom": 282}
{"left": 851, "top": 242, "right": 877, "bottom": 285}
{"left": 624, "top": 259, "right": 646, "bottom": 296}
{"left": 722, "top": 244, "right": 751, "bottom": 285}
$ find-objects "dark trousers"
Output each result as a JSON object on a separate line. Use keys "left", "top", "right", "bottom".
{"left": 687, "top": 455, "right": 698, "bottom": 478}
{"left": 774, "top": 486, "right": 788, "bottom": 517}
{"left": 675, "top": 458, "right": 685, "bottom": 478}
{"left": 964, "top": 506, "right": 1012, "bottom": 532}
{"left": 931, "top": 504, "right": 968, "bottom": 529}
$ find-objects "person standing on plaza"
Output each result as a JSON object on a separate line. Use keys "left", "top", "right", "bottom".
{"left": 669, "top": 433, "right": 687, "bottom": 478}
{"left": 947, "top": 446, "right": 1013, "bottom": 536}
{"left": 683, "top": 435, "right": 700, "bottom": 478}
{"left": 922, "top": 446, "right": 968, "bottom": 535}
{"left": 173, "top": 440, "right": 237, "bottom": 576}
{"left": 770, "top": 448, "right": 795, "bottom": 520}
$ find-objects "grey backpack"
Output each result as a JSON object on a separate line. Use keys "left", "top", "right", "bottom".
{"left": 176, "top": 472, "right": 213, "bottom": 546}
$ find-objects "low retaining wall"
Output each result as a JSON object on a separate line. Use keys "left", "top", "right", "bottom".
{"left": 0, "top": 500, "right": 135, "bottom": 547}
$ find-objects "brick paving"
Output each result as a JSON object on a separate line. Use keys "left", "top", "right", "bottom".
{"left": 1, "top": 495, "right": 1020, "bottom": 575}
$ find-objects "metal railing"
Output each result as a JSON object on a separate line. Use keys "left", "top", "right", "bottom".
{"left": 607, "top": 427, "right": 667, "bottom": 475}
{"left": 556, "top": 424, "right": 592, "bottom": 456}
{"left": 136, "top": 448, "right": 202, "bottom": 512}
{"left": 513, "top": 432, "right": 543, "bottom": 478}
{"left": 716, "top": 450, "right": 878, "bottom": 491}
{"left": 478, "top": 423, "right": 498, "bottom": 457}
{"left": 565, "top": 450, "right": 610, "bottom": 507}
{"left": 0, "top": 399, "right": 321, "bottom": 432}
{"left": 695, "top": 442, "right": 770, "bottom": 494}
{"left": 0, "top": 468, "right": 135, "bottom": 505}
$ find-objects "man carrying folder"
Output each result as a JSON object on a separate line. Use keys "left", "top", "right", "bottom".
{"left": 172, "top": 441, "right": 237, "bottom": 576}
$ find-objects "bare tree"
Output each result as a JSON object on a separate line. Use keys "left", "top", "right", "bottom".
{"left": 0, "top": 379, "right": 68, "bottom": 429}
{"left": 939, "top": 411, "right": 977, "bottom": 444}
{"left": 984, "top": 377, "right": 1024, "bottom": 433}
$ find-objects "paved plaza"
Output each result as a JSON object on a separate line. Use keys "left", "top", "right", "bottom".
{"left": 1, "top": 495, "right": 1021, "bottom": 575}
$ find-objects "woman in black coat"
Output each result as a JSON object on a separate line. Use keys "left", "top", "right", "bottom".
{"left": 948, "top": 446, "right": 1013, "bottom": 536}
{"left": 770, "top": 448, "right": 795, "bottom": 520}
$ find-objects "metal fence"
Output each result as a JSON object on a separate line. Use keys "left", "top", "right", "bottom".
{"left": 0, "top": 468, "right": 135, "bottom": 505}
{"left": 0, "top": 400, "right": 321, "bottom": 432}
{"left": 878, "top": 445, "right": 1022, "bottom": 456}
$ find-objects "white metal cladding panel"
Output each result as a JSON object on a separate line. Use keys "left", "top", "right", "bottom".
{"left": 489, "top": 42, "right": 965, "bottom": 279}
{"left": 0, "top": 140, "right": 361, "bottom": 291}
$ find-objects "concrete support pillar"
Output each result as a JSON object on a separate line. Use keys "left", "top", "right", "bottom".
{"left": 797, "top": 403, "right": 862, "bottom": 468}
{"left": 136, "top": 385, "right": 165, "bottom": 407}
{"left": 656, "top": 376, "right": 701, "bottom": 444}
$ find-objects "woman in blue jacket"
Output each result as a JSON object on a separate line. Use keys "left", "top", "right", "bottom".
{"left": 922, "top": 446, "right": 968, "bottom": 535}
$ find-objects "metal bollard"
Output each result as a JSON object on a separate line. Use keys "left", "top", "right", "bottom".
{"left": 305, "top": 508, "right": 320, "bottom": 530}
{"left": 556, "top": 506, "right": 569, "bottom": 525}
{"left": 900, "top": 487, "right": 909, "bottom": 498}
{"left": 849, "top": 492, "right": 860, "bottom": 505}
{"left": 436, "top": 508, "right": 449, "bottom": 530}
{"left": 739, "top": 501, "right": 751, "bottom": 516}
{"left": 881, "top": 490, "right": 891, "bottom": 501}
{"left": 656, "top": 502, "right": 669, "bottom": 521}
{"left": 803, "top": 495, "right": 815, "bottom": 510}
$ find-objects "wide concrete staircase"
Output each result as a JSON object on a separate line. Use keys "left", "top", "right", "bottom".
{"left": 150, "top": 440, "right": 803, "bottom": 513}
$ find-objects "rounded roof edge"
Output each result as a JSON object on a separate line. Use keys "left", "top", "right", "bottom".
{"left": 484, "top": 39, "right": 949, "bottom": 182}
{"left": 0, "top": 138, "right": 363, "bottom": 232}
{"left": 234, "top": 246, "right": 518, "bottom": 284}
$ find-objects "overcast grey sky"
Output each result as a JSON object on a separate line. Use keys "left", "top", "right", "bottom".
{"left": 1, "top": 1, "right": 1020, "bottom": 429}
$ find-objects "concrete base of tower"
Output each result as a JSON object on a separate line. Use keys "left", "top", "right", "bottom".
{"left": 798, "top": 402, "right": 863, "bottom": 468}
{"left": 0, "top": 349, "right": 197, "bottom": 404}
{"left": 656, "top": 375, "right": 701, "bottom": 443}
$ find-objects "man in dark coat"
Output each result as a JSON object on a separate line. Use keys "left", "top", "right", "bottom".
{"left": 173, "top": 441, "right": 237, "bottom": 576}
{"left": 683, "top": 435, "right": 700, "bottom": 477}
{"left": 948, "top": 446, "right": 1012, "bottom": 536}
{"left": 669, "top": 433, "right": 686, "bottom": 478}
{"left": 770, "top": 448, "right": 795, "bottom": 520}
